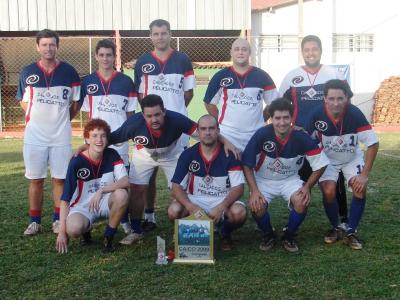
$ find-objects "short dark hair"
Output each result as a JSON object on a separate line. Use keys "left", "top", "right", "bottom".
{"left": 140, "top": 94, "right": 165, "bottom": 111}
{"left": 84, "top": 118, "right": 111, "bottom": 140}
{"left": 323, "top": 79, "right": 353, "bottom": 99}
{"left": 36, "top": 29, "right": 59, "bottom": 47}
{"left": 197, "top": 114, "right": 219, "bottom": 129}
{"left": 268, "top": 98, "right": 294, "bottom": 118}
{"left": 301, "top": 35, "right": 322, "bottom": 51}
{"left": 149, "top": 19, "right": 171, "bottom": 33}
{"left": 95, "top": 39, "right": 116, "bottom": 56}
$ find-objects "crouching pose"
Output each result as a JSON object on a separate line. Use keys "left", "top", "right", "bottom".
{"left": 242, "top": 98, "right": 329, "bottom": 253}
{"left": 56, "top": 119, "right": 129, "bottom": 253}
{"left": 168, "top": 115, "right": 246, "bottom": 251}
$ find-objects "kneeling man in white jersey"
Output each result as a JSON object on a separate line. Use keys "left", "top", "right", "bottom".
{"left": 169, "top": 115, "right": 246, "bottom": 251}
{"left": 242, "top": 98, "right": 329, "bottom": 253}
{"left": 56, "top": 119, "right": 129, "bottom": 253}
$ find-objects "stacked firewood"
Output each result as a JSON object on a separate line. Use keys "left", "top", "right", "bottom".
{"left": 373, "top": 76, "right": 400, "bottom": 124}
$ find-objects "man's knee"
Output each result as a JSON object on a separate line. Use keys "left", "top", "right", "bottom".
{"left": 321, "top": 182, "right": 337, "bottom": 202}
{"left": 227, "top": 203, "right": 247, "bottom": 224}
{"left": 30, "top": 178, "right": 44, "bottom": 186}
{"left": 168, "top": 201, "right": 184, "bottom": 221}
{"left": 111, "top": 189, "right": 129, "bottom": 210}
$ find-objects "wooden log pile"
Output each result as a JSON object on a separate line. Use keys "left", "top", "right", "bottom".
{"left": 373, "top": 76, "right": 400, "bottom": 125}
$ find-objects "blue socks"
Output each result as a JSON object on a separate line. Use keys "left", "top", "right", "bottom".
{"left": 104, "top": 225, "right": 117, "bottom": 237}
{"left": 30, "top": 209, "right": 41, "bottom": 224}
{"left": 287, "top": 210, "right": 306, "bottom": 234}
{"left": 323, "top": 200, "right": 339, "bottom": 228}
{"left": 120, "top": 209, "right": 129, "bottom": 224}
{"left": 347, "top": 196, "right": 366, "bottom": 234}
{"left": 130, "top": 218, "right": 143, "bottom": 234}
{"left": 220, "top": 219, "right": 243, "bottom": 238}
{"left": 254, "top": 211, "right": 273, "bottom": 234}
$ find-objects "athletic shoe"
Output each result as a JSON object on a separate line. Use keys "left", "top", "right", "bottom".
{"left": 220, "top": 235, "right": 233, "bottom": 251}
{"left": 344, "top": 234, "right": 363, "bottom": 250}
{"left": 324, "top": 228, "right": 343, "bottom": 244}
{"left": 23, "top": 222, "right": 42, "bottom": 236}
{"left": 121, "top": 222, "right": 132, "bottom": 234}
{"left": 259, "top": 231, "right": 277, "bottom": 251}
{"left": 142, "top": 220, "right": 157, "bottom": 232}
{"left": 338, "top": 222, "right": 349, "bottom": 232}
{"left": 52, "top": 220, "right": 60, "bottom": 234}
{"left": 102, "top": 236, "right": 115, "bottom": 253}
{"left": 119, "top": 232, "right": 144, "bottom": 245}
{"left": 80, "top": 231, "right": 93, "bottom": 246}
{"left": 282, "top": 232, "right": 299, "bottom": 253}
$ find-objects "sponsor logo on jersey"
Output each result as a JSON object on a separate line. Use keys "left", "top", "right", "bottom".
{"left": 220, "top": 77, "right": 234, "bottom": 88}
{"left": 77, "top": 168, "right": 90, "bottom": 179}
{"left": 315, "top": 120, "right": 328, "bottom": 132}
{"left": 26, "top": 74, "right": 40, "bottom": 84}
{"left": 291, "top": 76, "right": 304, "bottom": 85}
{"left": 142, "top": 64, "right": 156, "bottom": 73}
{"left": 263, "top": 141, "right": 276, "bottom": 152}
{"left": 87, "top": 84, "right": 99, "bottom": 94}
{"left": 189, "top": 160, "right": 200, "bottom": 172}
{"left": 133, "top": 136, "right": 149, "bottom": 145}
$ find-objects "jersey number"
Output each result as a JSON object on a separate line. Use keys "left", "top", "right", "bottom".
{"left": 356, "top": 164, "right": 362, "bottom": 174}
{"left": 349, "top": 135, "right": 356, "bottom": 146}
{"left": 62, "top": 89, "right": 69, "bottom": 100}
{"left": 122, "top": 99, "right": 128, "bottom": 111}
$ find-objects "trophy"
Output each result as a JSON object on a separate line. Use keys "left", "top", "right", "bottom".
{"left": 156, "top": 236, "right": 168, "bottom": 265}
{"left": 173, "top": 210, "right": 215, "bottom": 264}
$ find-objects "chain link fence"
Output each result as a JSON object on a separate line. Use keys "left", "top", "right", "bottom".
{"left": 0, "top": 36, "right": 237, "bottom": 131}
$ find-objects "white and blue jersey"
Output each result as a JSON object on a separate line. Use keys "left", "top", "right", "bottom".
{"left": 306, "top": 104, "right": 379, "bottom": 165}
{"left": 61, "top": 148, "right": 127, "bottom": 207}
{"left": 171, "top": 142, "right": 244, "bottom": 199}
{"left": 81, "top": 71, "right": 138, "bottom": 165}
{"left": 204, "top": 67, "right": 278, "bottom": 151}
{"left": 16, "top": 61, "right": 81, "bottom": 146}
{"left": 279, "top": 65, "right": 344, "bottom": 128}
{"left": 242, "top": 124, "right": 329, "bottom": 181}
{"left": 134, "top": 50, "right": 195, "bottom": 116}
{"left": 109, "top": 110, "right": 197, "bottom": 160}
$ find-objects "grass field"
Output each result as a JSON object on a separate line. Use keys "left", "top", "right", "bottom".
{"left": 1, "top": 133, "right": 399, "bottom": 299}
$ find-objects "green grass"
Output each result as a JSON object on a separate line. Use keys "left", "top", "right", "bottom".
{"left": 0, "top": 134, "right": 399, "bottom": 299}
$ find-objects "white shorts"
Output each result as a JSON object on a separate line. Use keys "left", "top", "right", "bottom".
{"left": 129, "top": 147, "right": 179, "bottom": 187}
{"left": 256, "top": 176, "right": 304, "bottom": 207}
{"left": 319, "top": 156, "right": 364, "bottom": 185}
{"left": 68, "top": 192, "right": 111, "bottom": 225}
{"left": 188, "top": 195, "right": 246, "bottom": 215}
{"left": 220, "top": 125, "right": 253, "bottom": 152}
{"left": 23, "top": 144, "right": 71, "bottom": 179}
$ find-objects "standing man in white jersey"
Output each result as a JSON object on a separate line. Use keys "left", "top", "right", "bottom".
{"left": 279, "top": 35, "right": 349, "bottom": 227}
{"left": 81, "top": 39, "right": 137, "bottom": 233}
{"left": 16, "top": 29, "right": 81, "bottom": 235}
{"left": 134, "top": 19, "right": 196, "bottom": 231}
{"left": 204, "top": 38, "right": 278, "bottom": 152}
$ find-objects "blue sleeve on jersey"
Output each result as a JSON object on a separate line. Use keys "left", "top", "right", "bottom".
{"left": 204, "top": 72, "right": 222, "bottom": 104}
{"left": 171, "top": 148, "right": 192, "bottom": 185}
{"left": 16, "top": 68, "right": 27, "bottom": 101}
{"left": 350, "top": 105, "right": 370, "bottom": 128}
{"left": 61, "top": 157, "right": 78, "bottom": 202}
{"left": 296, "top": 131, "right": 320, "bottom": 153}
{"left": 79, "top": 79, "right": 88, "bottom": 106}
{"left": 70, "top": 66, "right": 81, "bottom": 84}
{"left": 182, "top": 53, "right": 194, "bottom": 72}
{"left": 109, "top": 113, "right": 141, "bottom": 145}
{"left": 242, "top": 129, "right": 264, "bottom": 168}
{"left": 169, "top": 111, "right": 197, "bottom": 134}
{"left": 134, "top": 61, "right": 142, "bottom": 93}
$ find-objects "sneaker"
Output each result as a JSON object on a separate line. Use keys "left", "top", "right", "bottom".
{"left": 119, "top": 232, "right": 144, "bottom": 245}
{"left": 102, "top": 236, "right": 115, "bottom": 253}
{"left": 259, "top": 231, "right": 277, "bottom": 251}
{"left": 344, "top": 234, "right": 363, "bottom": 250}
{"left": 52, "top": 220, "right": 60, "bottom": 234}
{"left": 142, "top": 220, "right": 157, "bottom": 232}
{"left": 338, "top": 222, "right": 349, "bottom": 232}
{"left": 282, "top": 232, "right": 299, "bottom": 253}
{"left": 23, "top": 222, "right": 42, "bottom": 236}
{"left": 121, "top": 222, "right": 132, "bottom": 234}
{"left": 220, "top": 235, "right": 233, "bottom": 251}
{"left": 324, "top": 228, "right": 343, "bottom": 244}
{"left": 80, "top": 231, "right": 93, "bottom": 246}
